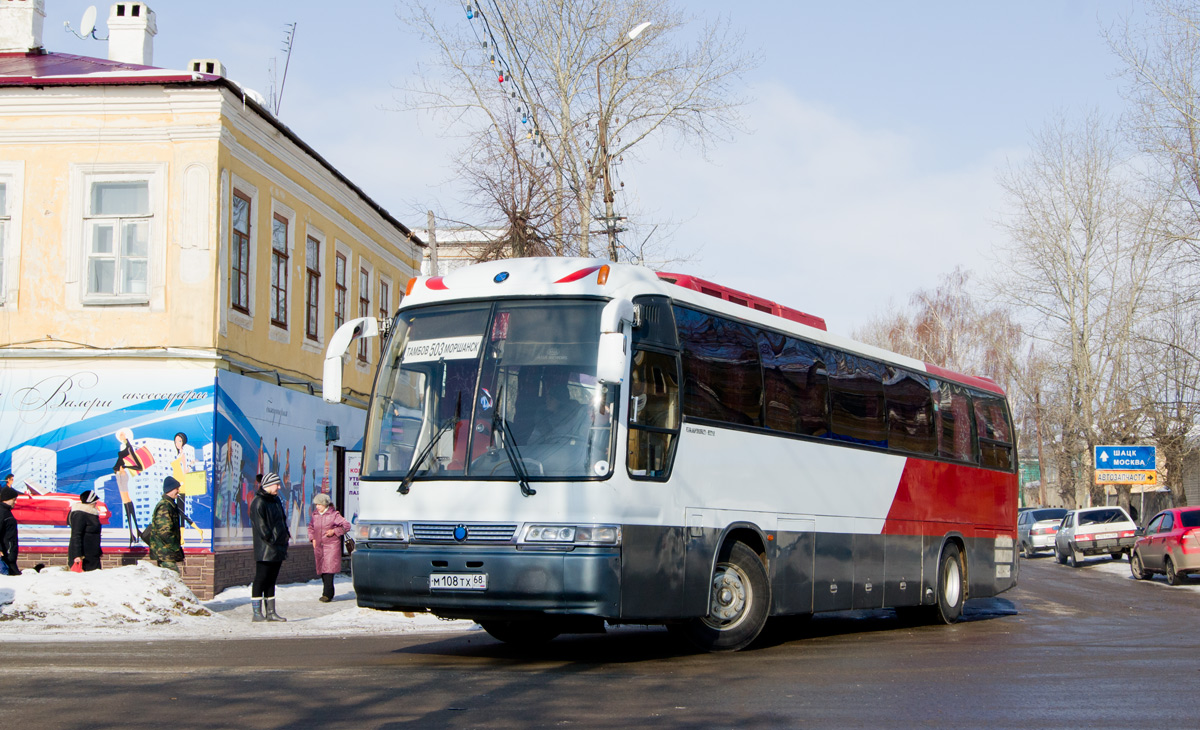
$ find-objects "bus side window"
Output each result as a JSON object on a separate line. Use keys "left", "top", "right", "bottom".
{"left": 937, "top": 384, "right": 973, "bottom": 463}
{"left": 627, "top": 349, "right": 680, "bottom": 479}
{"left": 973, "top": 394, "right": 1014, "bottom": 471}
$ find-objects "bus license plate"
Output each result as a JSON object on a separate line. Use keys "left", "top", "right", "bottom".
{"left": 430, "top": 573, "right": 488, "bottom": 591}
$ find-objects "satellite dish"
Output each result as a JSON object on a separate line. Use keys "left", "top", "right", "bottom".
{"left": 80, "top": 6, "right": 97, "bottom": 38}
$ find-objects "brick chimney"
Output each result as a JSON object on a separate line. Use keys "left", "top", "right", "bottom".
{"left": 0, "top": 0, "right": 46, "bottom": 53}
{"left": 107, "top": 2, "right": 157, "bottom": 66}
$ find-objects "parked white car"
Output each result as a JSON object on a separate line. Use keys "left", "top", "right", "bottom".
{"left": 1053, "top": 507, "right": 1138, "bottom": 568}
{"left": 1018, "top": 507, "right": 1069, "bottom": 558}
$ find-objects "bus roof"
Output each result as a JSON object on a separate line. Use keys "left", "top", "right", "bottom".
{"left": 401, "top": 258, "right": 1004, "bottom": 396}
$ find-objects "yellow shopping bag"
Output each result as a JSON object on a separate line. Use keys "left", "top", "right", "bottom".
{"left": 181, "top": 470, "right": 207, "bottom": 496}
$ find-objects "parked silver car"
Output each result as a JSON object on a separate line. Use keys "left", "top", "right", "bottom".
{"left": 1018, "top": 508, "right": 1069, "bottom": 558}
{"left": 1053, "top": 507, "right": 1138, "bottom": 567}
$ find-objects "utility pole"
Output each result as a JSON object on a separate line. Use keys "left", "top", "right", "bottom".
{"left": 595, "top": 22, "right": 651, "bottom": 262}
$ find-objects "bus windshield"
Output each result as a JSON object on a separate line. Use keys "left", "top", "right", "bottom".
{"left": 363, "top": 299, "right": 617, "bottom": 482}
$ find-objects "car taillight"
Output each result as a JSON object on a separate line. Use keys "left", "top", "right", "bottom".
{"left": 1033, "top": 527, "right": 1053, "bottom": 535}
{"left": 1180, "top": 528, "right": 1200, "bottom": 553}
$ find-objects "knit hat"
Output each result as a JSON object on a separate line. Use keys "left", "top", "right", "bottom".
{"left": 162, "top": 476, "right": 181, "bottom": 495}
{"left": 0, "top": 486, "right": 19, "bottom": 502}
{"left": 79, "top": 489, "right": 100, "bottom": 504}
{"left": 260, "top": 472, "right": 281, "bottom": 489}
{"left": 312, "top": 492, "right": 331, "bottom": 506}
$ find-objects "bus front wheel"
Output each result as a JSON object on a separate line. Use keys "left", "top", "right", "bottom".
{"left": 933, "top": 542, "right": 966, "bottom": 624}
{"left": 680, "top": 542, "right": 770, "bottom": 652}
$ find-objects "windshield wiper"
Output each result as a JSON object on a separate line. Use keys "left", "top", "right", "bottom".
{"left": 491, "top": 385, "right": 535, "bottom": 497}
{"left": 398, "top": 392, "right": 462, "bottom": 495}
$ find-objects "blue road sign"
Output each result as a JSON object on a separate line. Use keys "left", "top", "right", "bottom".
{"left": 1094, "top": 445, "right": 1156, "bottom": 471}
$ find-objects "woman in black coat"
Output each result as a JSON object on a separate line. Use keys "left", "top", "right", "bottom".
{"left": 68, "top": 489, "right": 104, "bottom": 571}
{"left": 249, "top": 472, "right": 290, "bottom": 623}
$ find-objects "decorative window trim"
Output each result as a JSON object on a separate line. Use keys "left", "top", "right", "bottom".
{"left": 267, "top": 199, "right": 296, "bottom": 344}
{"left": 67, "top": 163, "right": 167, "bottom": 311}
{"left": 356, "top": 256, "right": 374, "bottom": 370}
{"left": 378, "top": 274, "right": 393, "bottom": 323}
{"left": 301, "top": 225, "right": 327, "bottom": 355}
{"left": 0, "top": 161, "right": 24, "bottom": 310}
{"left": 230, "top": 188, "right": 253, "bottom": 314}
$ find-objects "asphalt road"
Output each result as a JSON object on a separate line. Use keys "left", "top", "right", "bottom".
{"left": 3, "top": 556, "right": 1197, "bottom": 729}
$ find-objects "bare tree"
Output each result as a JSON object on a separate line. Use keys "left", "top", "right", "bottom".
{"left": 995, "top": 111, "right": 1170, "bottom": 507}
{"left": 1108, "top": 0, "right": 1200, "bottom": 256}
{"left": 398, "top": 0, "right": 756, "bottom": 260}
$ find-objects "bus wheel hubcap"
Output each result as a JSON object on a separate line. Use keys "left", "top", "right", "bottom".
{"left": 709, "top": 565, "right": 748, "bottom": 623}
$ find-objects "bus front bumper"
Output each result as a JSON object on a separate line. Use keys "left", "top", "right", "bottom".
{"left": 351, "top": 545, "right": 622, "bottom": 619}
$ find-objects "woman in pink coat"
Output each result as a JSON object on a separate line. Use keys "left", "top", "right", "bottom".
{"left": 307, "top": 493, "right": 352, "bottom": 602}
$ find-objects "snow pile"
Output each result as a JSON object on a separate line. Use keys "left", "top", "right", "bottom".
{"left": 0, "top": 565, "right": 475, "bottom": 641}
{"left": 0, "top": 563, "right": 213, "bottom": 628}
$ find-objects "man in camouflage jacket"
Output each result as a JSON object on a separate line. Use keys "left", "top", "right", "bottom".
{"left": 148, "top": 477, "right": 185, "bottom": 573}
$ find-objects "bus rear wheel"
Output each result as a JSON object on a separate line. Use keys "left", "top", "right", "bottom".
{"left": 680, "top": 542, "right": 770, "bottom": 652}
{"left": 932, "top": 542, "right": 966, "bottom": 624}
{"left": 478, "top": 619, "right": 561, "bottom": 645}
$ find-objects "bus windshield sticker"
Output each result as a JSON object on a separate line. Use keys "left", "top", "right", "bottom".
{"left": 491, "top": 311, "right": 510, "bottom": 341}
{"left": 402, "top": 336, "right": 483, "bottom": 363}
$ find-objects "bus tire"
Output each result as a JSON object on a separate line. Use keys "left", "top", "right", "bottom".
{"left": 680, "top": 542, "right": 770, "bottom": 652}
{"left": 932, "top": 542, "right": 966, "bottom": 624}
{"left": 478, "top": 620, "right": 561, "bottom": 645}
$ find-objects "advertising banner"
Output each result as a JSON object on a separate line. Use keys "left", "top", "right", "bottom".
{"left": 211, "top": 371, "right": 365, "bottom": 550}
{"left": 0, "top": 362, "right": 216, "bottom": 551}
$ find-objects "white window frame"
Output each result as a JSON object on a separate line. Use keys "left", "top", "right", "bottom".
{"left": 356, "top": 256, "right": 374, "bottom": 369}
{"left": 378, "top": 274, "right": 393, "bottom": 323}
{"left": 0, "top": 161, "right": 23, "bottom": 309}
{"left": 332, "top": 240, "right": 353, "bottom": 363}
{"left": 226, "top": 175, "right": 258, "bottom": 332}
{"left": 301, "top": 225, "right": 327, "bottom": 354}
{"left": 267, "top": 200, "right": 296, "bottom": 344}
{"left": 68, "top": 163, "right": 167, "bottom": 309}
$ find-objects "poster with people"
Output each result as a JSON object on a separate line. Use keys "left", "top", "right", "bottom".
{"left": 0, "top": 364, "right": 365, "bottom": 554}
{"left": 211, "top": 371, "right": 364, "bottom": 550}
{"left": 0, "top": 363, "right": 215, "bottom": 550}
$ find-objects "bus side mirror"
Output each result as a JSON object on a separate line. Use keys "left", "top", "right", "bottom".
{"left": 597, "top": 298, "right": 633, "bottom": 385}
{"left": 597, "top": 332, "right": 628, "bottom": 385}
{"left": 323, "top": 317, "right": 379, "bottom": 403}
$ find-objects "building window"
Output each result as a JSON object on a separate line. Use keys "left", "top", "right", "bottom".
{"left": 270, "top": 213, "right": 289, "bottom": 328}
{"left": 305, "top": 235, "right": 321, "bottom": 341}
{"left": 0, "top": 181, "right": 7, "bottom": 303}
{"left": 334, "top": 252, "right": 347, "bottom": 328}
{"left": 85, "top": 180, "right": 150, "bottom": 299}
{"left": 379, "top": 279, "right": 390, "bottom": 322}
{"left": 358, "top": 266, "right": 370, "bottom": 361}
{"left": 230, "top": 190, "right": 251, "bottom": 313}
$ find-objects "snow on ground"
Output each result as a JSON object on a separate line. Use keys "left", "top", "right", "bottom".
{"left": 0, "top": 563, "right": 476, "bottom": 642}
{"left": 1041, "top": 553, "right": 1200, "bottom": 593}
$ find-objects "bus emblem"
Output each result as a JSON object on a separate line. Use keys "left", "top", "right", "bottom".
{"left": 454, "top": 524, "right": 468, "bottom": 542}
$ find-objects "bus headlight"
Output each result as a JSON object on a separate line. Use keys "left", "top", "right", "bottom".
{"left": 361, "top": 523, "right": 408, "bottom": 542}
{"left": 521, "top": 524, "right": 621, "bottom": 546}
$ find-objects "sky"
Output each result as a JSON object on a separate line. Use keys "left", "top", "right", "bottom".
{"left": 40, "top": 0, "right": 1138, "bottom": 335}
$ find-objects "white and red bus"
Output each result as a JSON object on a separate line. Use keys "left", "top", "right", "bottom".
{"left": 323, "top": 258, "right": 1018, "bottom": 651}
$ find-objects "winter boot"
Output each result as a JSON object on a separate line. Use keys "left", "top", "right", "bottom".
{"left": 251, "top": 598, "right": 266, "bottom": 623}
{"left": 264, "top": 597, "right": 287, "bottom": 622}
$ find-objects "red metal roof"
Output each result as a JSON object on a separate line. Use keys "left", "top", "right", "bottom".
{"left": 0, "top": 51, "right": 201, "bottom": 86}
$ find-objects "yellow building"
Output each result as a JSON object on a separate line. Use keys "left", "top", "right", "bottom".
{"left": 0, "top": 1, "right": 423, "bottom": 597}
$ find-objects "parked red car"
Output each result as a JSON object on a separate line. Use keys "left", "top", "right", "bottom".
{"left": 1130, "top": 506, "right": 1200, "bottom": 586}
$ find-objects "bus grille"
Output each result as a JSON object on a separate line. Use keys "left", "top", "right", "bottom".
{"left": 410, "top": 523, "right": 518, "bottom": 543}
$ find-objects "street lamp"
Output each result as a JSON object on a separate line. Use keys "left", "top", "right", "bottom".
{"left": 596, "top": 21, "right": 651, "bottom": 261}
